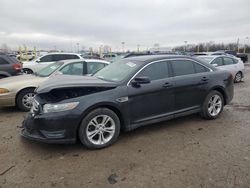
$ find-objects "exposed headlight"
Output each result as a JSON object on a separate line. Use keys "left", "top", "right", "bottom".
{"left": 43, "top": 102, "right": 79, "bottom": 113}
{"left": 0, "top": 88, "right": 9, "bottom": 94}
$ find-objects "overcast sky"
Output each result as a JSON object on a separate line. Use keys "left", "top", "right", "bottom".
{"left": 0, "top": 0, "right": 249, "bottom": 51}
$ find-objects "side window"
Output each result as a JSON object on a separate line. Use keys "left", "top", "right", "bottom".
{"left": 211, "top": 57, "right": 223, "bottom": 66}
{"left": 0, "top": 57, "right": 9, "bottom": 65}
{"left": 137, "top": 61, "right": 168, "bottom": 81}
{"left": 171, "top": 60, "right": 195, "bottom": 76}
{"left": 87, "top": 62, "right": 106, "bottom": 74}
{"left": 52, "top": 54, "right": 65, "bottom": 61}
{"left": 223, "top": 57, "right": 234, "bottom": 65}
{"left": 67, "top": 55, "right": 80, "bottom": 59}
{"left": 193, "top": 62, "right": 209, "bottom": 73}
{"left": 59, "top": 62, "right": 83, "bottom": 75}
{"left": 39, "top": 55, "right": 53, "bottom": 62}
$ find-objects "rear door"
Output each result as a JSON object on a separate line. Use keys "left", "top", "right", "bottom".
{"left": 128, "top": 60, "right": 175, "bottom": 124}
{"left": 170, "top": 59, "right": 210, "bottom": 112}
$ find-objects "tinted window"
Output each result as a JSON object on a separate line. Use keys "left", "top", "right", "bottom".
{"left": 59, "top": 62, "right": 83, "bottom": 75}
{"left": 39, "top": 55, "right": 53, "bottom": 62}
{"left": 171, "top": 60, "right": 195, "bottom": 76}
{"left": 65, "top": 54, "right": 80, "bottom": 60}
{"left": 223, "top": 57, "right": 234, "bottom": 65}
{"left": 0, "top": 57, "right": 9, "bottom": 65}
{"left": 193, "top": 63, "right": 208, "bottom": 73}
{"left": 211, "top": 57, "right": 223, "bottom": 66}
{"left": 137, "top": 61, "right": 168, "bottom": 81}
{"left": 87, "top": 62, "right": 106, "bottom": 74}
{"left": 52, "top": 54, "right": 65, "bottom": 61}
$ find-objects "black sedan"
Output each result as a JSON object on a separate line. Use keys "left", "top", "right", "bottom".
{"left": 21, "top": 55, "right": 234, "bottom": 149}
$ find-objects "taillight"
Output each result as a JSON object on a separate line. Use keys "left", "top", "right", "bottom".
{"left": 12, "top": 63, "right": 22, "bottom": 71}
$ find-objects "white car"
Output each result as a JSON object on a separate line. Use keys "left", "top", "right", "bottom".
{"left": 22, "top": 53, "right": 82, "bottom": 74}
{"left": 197, "top": 55, "right": 245, "bottom": 83}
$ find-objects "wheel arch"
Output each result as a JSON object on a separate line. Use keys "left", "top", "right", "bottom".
{"left": 77, "top": 102, "right": 125, "bottom": 136}
{"left": 209, "top": 86, "right": 227, "bottom": 105}
{"left": 15, "top": 87, "right": 37, "bottom": 105}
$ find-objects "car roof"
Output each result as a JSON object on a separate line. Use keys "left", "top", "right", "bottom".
{"left": 124, "top": 54, "right": 194, "bottom": 62}
{"left": 44, "top": 52, "right": 81, "bottom": 56}
{"left": 58, "top": 59, "right": 110, "bottom": 65}
{"left": 125, "top": 55, "right": 216, "bottom": 70}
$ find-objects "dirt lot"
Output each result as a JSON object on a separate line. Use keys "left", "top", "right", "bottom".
{"left": 0, "top": 68, "right": 250, "bottom": 188}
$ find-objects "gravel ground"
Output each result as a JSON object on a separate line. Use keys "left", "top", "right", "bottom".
{"left": 0, "top": 67, "right": 250, "bottom": 188}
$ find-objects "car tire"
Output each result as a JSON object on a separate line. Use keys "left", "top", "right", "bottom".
{"left": 234, "top": 72, "right": 242, "bottom": 83}
{"left": 78, "top": 108, "right": 120, "bottom": 149}
{"left": 16, "top": 88, "right": 35, "bottom": 111}
{"left": 0, "top": 75, "right": 7, "bottom": 79}
{"left": 200, "top": 90, "right": 224, "bottom": 120}
{"left": 23, "top": 68, "right": 33, "bottom": 74}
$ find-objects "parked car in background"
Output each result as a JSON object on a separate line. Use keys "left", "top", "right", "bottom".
{"left": 197, "top": 55, "right": 245, "bottom": 83}
{"left": 211, "top": 50, "right": 248, "bottom": 63}
{"left": 21, "top": 55, "right": 233, "bottom": 149}
{"left": 0, "top": 59, "right": 109, "bottom": 111}
{"left": 17, "top": 52, "right": 35, "bottom": 61}
{"left": 22, "top": 53, "right": 82, "bottom": 74}
{"left": 0, "top": 53, "right": 22, "bottom": 79}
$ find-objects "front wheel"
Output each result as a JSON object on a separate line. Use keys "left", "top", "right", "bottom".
{"left": 16, "top": 88, "right": 35, "bottom": 111}
{"left": 78, "top": 108, "right": 120, "bottom": 149}
{"left": 234, "top": 72, "right": 242, "bottom": 83}
{"left": 201, "top": 91, "right": 224, "bottom": 120}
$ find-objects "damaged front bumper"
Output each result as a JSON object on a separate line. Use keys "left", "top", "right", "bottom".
{"left": 20, "top": 112, "right": 79, "bottom": 144}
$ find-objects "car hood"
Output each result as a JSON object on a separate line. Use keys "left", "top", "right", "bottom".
{"left": 36, "top": 75, "right": 118, "bottom": 94}
{"left": 0, "top": 74, "right": 47, "bottom": 91}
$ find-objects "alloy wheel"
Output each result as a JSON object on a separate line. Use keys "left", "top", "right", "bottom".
{"left": 22, "top": 93, "right": 35, "bottom": 109}
{"left": 86, "top": 115, "right": 116, "bottom": 145}
{"left": 235, "top": 72, "right": 242, "bottom": 82}
{"left": 207, "top": 94, "right": 222, "bottom": 117}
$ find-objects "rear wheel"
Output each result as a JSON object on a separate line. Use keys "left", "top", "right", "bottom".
{"left": 23, "top": 68, "right": 33, "bottom": 74}
{"left": 234, "top": 72, "right": 242, "bottom": 83}
{"left": 16, "top": 88, "right": 35, "bottom": 111}
{"left": 78, "top": 108, "right": 120, "bottom": 149}
{"left": 201, "top": 90, "right": 224, "bottom": 120}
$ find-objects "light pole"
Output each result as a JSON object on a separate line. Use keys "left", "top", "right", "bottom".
{"left": 76, "top": 43, "right": 80, "bottom": 53}
{"left": 184, "top": 41, "right": 188, "bottom": 52}
{"left": 244, "top": 37, "right": 249, "bottom": 53}
{"left": 137, "top": 44, "right": 140, "bottom": 52}
{"left": 121, "top": 42, "right": 125, "bottom": 53}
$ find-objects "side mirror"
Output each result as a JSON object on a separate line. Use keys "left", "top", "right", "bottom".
{"left": 131, "top": 77, "right": 150, "bottom": 87}
{"left": 36, "top": 59, "right": 40, "bottom": 63}
{"left": 212, "top": 63, "right": 218, "bottom": 67}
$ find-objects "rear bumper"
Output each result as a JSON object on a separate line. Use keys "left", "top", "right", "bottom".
{"left": 0, "top": 92, "right": 16, "bottom": 107}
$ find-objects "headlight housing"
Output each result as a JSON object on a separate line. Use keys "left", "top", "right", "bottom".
{"left": 43, "top": 102, "right": 79, "bottom": 113}
{"left": 0, "top": 88, "right": 9, "bottom": 94}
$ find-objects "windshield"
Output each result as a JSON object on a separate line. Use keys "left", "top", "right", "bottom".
{"left": 36, "top": 62, "right": 63, "bottom": 77}
{"left": 94, "top": 60, "right": 139, "bottom": 82}
{"left": 197, "top": 56, "right": 214, "bottom": 63}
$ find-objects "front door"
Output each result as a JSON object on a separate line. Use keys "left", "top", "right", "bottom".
{"left": 128, "top": 61, "right": 175, "bottom": 124}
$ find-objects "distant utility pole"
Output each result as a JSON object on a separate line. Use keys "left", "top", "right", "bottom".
{"left": 76, "top": 43, "right": 80, "bottom": 53}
